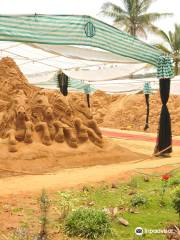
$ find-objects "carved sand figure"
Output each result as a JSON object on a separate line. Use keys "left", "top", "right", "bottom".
{"left": 31, "top": 91, "right": 78, "bottom": 147}
{"left": 47, "top": 91, "right": 78, "bottom": 147}
{"left": 68, "top": 95, "right": 103, "bottom": 146}
{"left": 0, "top": 57, "right": 103, "bottom": 152}
{"left": 31, "top": 91, "right": 54, "bottom": 146}
{"left": 0, "top": 89, "right": 33, "bottom": 152}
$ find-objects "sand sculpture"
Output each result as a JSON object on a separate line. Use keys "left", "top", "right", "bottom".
{"left": 0, "top": 57, "right": 102, "bottom": 152}
{"left": 92, "top": 90, "right": 180, "bottom": 135}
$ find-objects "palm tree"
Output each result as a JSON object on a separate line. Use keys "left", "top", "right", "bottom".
{"left": 155, "top": 24, "right": 180, "bottom": 75}
{"left": 101, "top": 0, "right": 172, "bottom": 38}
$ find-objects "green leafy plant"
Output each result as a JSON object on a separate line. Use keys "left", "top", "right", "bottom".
{"left": 37, "top": 190, "right": 50, "bottom": 240}
{"left": 57, "top": 191, "right": 78, "bottom": 220}
{"left": 154, "top": 24, "right": 180, "bottom": 75}
{"left": 172, "top": 187, "right": 180, "bottom": 222}
{"left": 131, "top": 195, "right": 148, "bottom": 207}
{"left": 11, "top": 227, "right": 30, "bottom": 240}
{"left": 101, "top": 0, "right": 172, "bottom": 38}
{"left": 170, "top": 178, "right": 180, "bottom": 187}
{"left": 160, "top": 174, "right": 171, "bottom": 206}
{"left": 64, "top": 207, "right": 111, "bottom": 239}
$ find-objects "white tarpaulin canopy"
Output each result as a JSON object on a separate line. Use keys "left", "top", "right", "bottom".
{"left": 0, "top": 41, "right": 153, "bottom": 89}
{"left": 28, "top": 71, "right": 180, "bottom": 95}
{"left": 2, "top": 41, "right": 179, "bottom": 94}
{"left": 63, "top": 63, "right": 146, "bottom": 81}
{"left": 0, "top": 42, "right": 108, "bottom": 74}
{"left": 31, "top": 44, "right": 140, "bottom": 63}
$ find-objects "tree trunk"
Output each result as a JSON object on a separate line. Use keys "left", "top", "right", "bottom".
{"left": 175, "top": 60, "right": 179, "bottom": 75}
{"left": 133, "top": 27, "right": 136, "bottom": 37}
{"left": 130, "top": 24, "right": 136, "bottom": 37}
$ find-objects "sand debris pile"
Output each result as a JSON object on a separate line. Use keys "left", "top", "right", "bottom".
{"left": 0, "top": 57, "right": 103, "bottom": 152}
{"left": 91, "top": 90, "right": 180, "bottom": 135}
{"left": 91, "top": 91, "right": 123, "bottom": 124}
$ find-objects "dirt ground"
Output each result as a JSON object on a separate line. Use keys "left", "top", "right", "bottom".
{"left": 0, "top": 130, "right": 179, "bottom": 196}
{"left": 0, "top": 130, "right": 179, "bottom": 237}
{"left": 0, "top": 138, "right": 146, "bottom": 176}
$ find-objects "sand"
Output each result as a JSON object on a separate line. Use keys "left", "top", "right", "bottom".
{"left": 0, "top": 135, "right": 179, "bottom": 195}
{"left": 92, "top": 90, "right": 180, "bottom": 135}
{"left": 0, "top": 57, "right": 179, "bottom": 239}
{"left": 0, "top": 57, "right": 104, "bottom": 150}
{"left": 0, "top": 138, "right": 147, "bottom": 176}
{"left": 0, "top": 57, "right": 147, "bottom": 176}
{"left": 0, "top": 134, "right": 179, "bottom": 238}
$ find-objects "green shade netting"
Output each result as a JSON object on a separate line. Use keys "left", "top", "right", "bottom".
{"left": 143, "top": 82, "right": 152, "bottom": 94}
{"left": 0, "top": 14, "right": 161, "bottom": 66}
{"left": 157, "top": 55, "right": 174, "bottom": 79}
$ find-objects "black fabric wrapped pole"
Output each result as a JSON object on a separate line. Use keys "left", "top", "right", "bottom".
{"left": 86, "top": 93, "right": 90, "bottom": 108}
{"left": 154, "top": 56, "right": 174, "bottom": 156}
{"left": 144, "top": 94, "right": 150, "bottom": 131}
{"left": 154, "top": 79, "right": 172, "bottom": 155}
{"left": 143, "top": 81, "right": 152, "bottom": 131}
{"left": 84, "top": 84, "right": 91, "bottom": 108}
{"left": 57, "top": 72, "right": 69, "bottom": 96}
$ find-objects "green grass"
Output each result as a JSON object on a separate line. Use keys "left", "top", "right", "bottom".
{"left": 7, "top": 169, "right": 180, "bottom": 240}
{"left": 72, "top": 176, "right": 178, "bottom": 240}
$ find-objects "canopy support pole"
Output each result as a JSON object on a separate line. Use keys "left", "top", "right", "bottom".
{"left": 57, "top": 72, "right": 69, "bottom": 96}
{"left": 144, "top": 94, "right": 150, "bottom": 131}
{"left": 143, "top": 82, "right": 152, "bottom": 131}
{"left": 154, "top": 79, "right": 172, "bottom": 155}
{"left": 86, "top": 93, "right": 90, "bottom": 108}
{"left": 154, "top": 56, "right": 173, "bottom": 156}
{"left": 84, "top": 84, "right": 91, "bottom": 108}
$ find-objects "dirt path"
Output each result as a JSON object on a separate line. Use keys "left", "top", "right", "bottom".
{"left": 0, "top": 156, "right": 179, "bottom": 196}
{"left": 101, "top": 127, "right": 180, "bottom": 145}
{"left": 0, "top": 129, "right": 179, "bottom": 196}
{"left": 0, "top": 137, "right": 180, "bottom": 195}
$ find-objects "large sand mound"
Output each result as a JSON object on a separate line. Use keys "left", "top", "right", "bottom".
{"left": 0, "top": 57, "right": 146, "bottom": 175}
{"left": 0, "top": 138, "right": 147, "bottom": 176}
{"left": 92, "top": 90, "right": 180, "bottom": 135}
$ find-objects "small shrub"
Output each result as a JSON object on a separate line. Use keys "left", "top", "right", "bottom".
{"left": 37, "top": 190, "right": 50, "bottom": 240}
{"left": 170, "top": 178, "right": 180, "bottom": 187}
{"left": 131, "top": 195, "right": 148, "bottom": 207}
{"left": 172, "top": 187, "right": 180, "bottom": 221}
{"left": 11, "top": 227, "right": 30, "bottom": 240}
{"left": 57, "top": 191, "right": 78, "bottom": 220}
{"left": 159, "top": 174, "right": 171, "bottom": 207}
{"left": 64, "top": 207, "right": 111, "bottom": 239}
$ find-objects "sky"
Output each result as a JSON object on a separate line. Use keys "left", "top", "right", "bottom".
{"left": 0, "top": 0, "right": 179, "bottom": 37}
